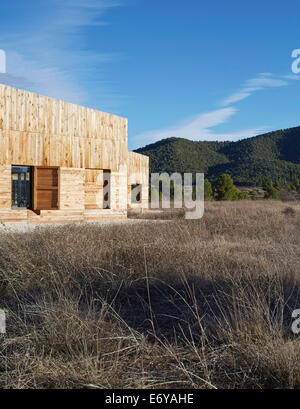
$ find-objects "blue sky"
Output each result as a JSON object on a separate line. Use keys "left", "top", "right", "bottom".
{"left": 0, "top": 0, "right": 299, "bottom": 150}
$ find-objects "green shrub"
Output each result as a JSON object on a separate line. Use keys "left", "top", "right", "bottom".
{"left": 263, "top": 178, "right": 279, "bottom": 199}
{"left": 215, "top": 174, "right": 239, "bottom": 201}
{"left": 204, "top": 179, "right": 213, "bottom": 200}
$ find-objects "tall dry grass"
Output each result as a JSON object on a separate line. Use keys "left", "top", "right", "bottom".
{"left": 0, "top": 200, "right": 300, "bottom": 389}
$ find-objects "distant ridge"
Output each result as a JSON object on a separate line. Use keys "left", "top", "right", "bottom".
{"left": 135, "top": 126, "right": 300, "bottom": 185}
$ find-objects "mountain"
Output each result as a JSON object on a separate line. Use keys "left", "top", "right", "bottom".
{"left": 135, "top": 126, "right": 300, "bottom": 186}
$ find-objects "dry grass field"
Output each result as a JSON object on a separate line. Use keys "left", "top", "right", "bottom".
{"left": 0, "top": 200, "right": 300, "bottom": 389}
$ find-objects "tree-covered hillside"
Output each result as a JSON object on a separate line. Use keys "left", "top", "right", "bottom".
{"left": 135, "top": 126, "right": 300, "bottom": 186}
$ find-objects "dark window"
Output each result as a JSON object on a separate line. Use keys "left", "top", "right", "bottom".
{"left": 11, "top": 166, "right": 32, "bottom": 209}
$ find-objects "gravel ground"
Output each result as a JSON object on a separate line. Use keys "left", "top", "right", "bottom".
{"left": 0, "top": 218, "right": 150, "bottom": 233}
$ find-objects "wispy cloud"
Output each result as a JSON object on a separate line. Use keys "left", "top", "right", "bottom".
{"left": 52, "top": 0, "right": 121, "bottom": 30}
{"left": 131, "top": 107, "right": 268, "bottom": 149}
{"left": 132, "top": 71, "right": 295, "bottom": 149}
{"left": 220, "top": 73, "right": 288, "bottom": 107}
{"left": 0, "top": 52, "right": 85, "bottom": 104}
{"left": 283, "top": 74, "right": 300, "bottom": 81}
{"left": 220, "top": 89, "right": 256, "bottom": 106}
{"left": 245, "top": 76, "right": 288, "bottom": 88}
{"left": 0, "top": 0, "right": 122, "bottom": 105}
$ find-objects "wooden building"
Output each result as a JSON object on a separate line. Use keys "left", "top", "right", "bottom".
{"left": 0, "top": 84, "right": 149, "bottom": 224}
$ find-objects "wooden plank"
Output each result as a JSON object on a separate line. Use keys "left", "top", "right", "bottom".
{"left": 60, "top": 167, "right": 84, "bottom": 210}
{"left": 84, "top": 169, "right": 103, "bottom": 209}
{"left": 127, "top": 151, "right": 149, "bottom": 210}
{"left": 34, "top": 167, "right": 59, "bottom": 210}
{"left": 0, "top": 165, "right": 11, "bottom": 209}
{"left": 0, "top": 84, "right": 149, "bottom": 221}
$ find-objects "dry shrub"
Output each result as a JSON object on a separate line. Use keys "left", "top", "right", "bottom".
{"left": 0, "top": 200, "right": 300, "bottom": 388}
{"left": 128, "top": 207, "right": 185, "bottom": 220}
{"left": 282, "top": 206, "right": 296, "bottom": 216}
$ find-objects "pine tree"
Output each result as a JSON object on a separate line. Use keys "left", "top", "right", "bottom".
{"left": 215, "top": 174, "right": 238, "bottom": 201}
{"left": 263, "top": 178, "right": 279, "bottom": 199}
{"left": 204, "top": 179, "right": 213, "bottom": 200}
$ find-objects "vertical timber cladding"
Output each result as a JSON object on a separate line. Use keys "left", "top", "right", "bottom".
{"left": 60, "top": 168, "right": 84, "bottom": 210}
{"left": 127, "top": 151, "right": 149, "bottom": 210}
{"left": 0, "top": 83, "right": 128, "bottom": 173}
{"left": 0, "top": 83, "right": 149, "bottom": 223}
{"left": 0, "top": 165, "right": 11, "bottom": 208}
{"left": 34, "top": 167, "right": 59, "bottom": 210}
{"left": 84, "top": 169, "right": 103, "bottom": 209}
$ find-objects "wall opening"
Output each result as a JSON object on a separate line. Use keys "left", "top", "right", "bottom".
{"left": 103, "top": 170, "right": 111, "bottom": 209}
{"left": 11, "top": 166, "right": 32, "bottom": 209}
{"left": 131, "top": 184, "right": 142, "bottom": 204}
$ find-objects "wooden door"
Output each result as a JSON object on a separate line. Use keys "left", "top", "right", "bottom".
{"left": 33, "top": 167, "right": 59, "bottom": 210}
